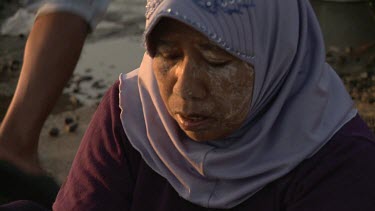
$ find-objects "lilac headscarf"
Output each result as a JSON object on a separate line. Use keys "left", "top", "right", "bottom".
{"left": 119, "top": 0, "right": 356, "bottom": 208}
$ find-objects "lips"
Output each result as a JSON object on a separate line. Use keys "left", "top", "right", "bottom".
{"left": 176, "top": 113, "right": 213, "bottom": 131}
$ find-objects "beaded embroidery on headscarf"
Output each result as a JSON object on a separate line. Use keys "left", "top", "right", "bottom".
{"left": 144, "top": 0, "right": 256, "bottom": 61}
{"left": 145, "top": 0, "right": 164, "bottom": 19}
{"left": 145, "top": 0, "right": 256, "bottom": 19}
{"left": 193, "top": 0, "right": 256, "bottom": 14}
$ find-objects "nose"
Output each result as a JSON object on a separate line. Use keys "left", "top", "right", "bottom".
{"left": 173, "top": 57, "right": 206, "bottom": 100}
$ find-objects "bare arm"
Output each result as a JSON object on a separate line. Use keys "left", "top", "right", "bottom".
{"left": 0, "top": 12, "right": 88, "bottom": 174}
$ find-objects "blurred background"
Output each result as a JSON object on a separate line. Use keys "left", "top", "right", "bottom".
{"left": 0, "top": 0, "right": 374, "bottom": 183}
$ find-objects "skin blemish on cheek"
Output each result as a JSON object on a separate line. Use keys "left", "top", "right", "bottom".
{"left": 204, "top": 60, "right": 254, "bottom": 126}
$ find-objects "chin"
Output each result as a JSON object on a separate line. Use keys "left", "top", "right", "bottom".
{"left": 184, "top": 130, "right": 224, "bottom": 142}
{"left": 184, "top": 131, "right": 209, "bottom": 142}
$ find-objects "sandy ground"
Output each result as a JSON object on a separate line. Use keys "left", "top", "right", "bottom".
{"left": 38, "top": 106, "right": 97, "bottom": 184}
{"left": 0, "top": 37, "right": 145, "bottom": 184}
{"left": 0, "top": 36, "right": 145, "bottom": 184}
{"left": 37, "top": 35, "right": 144, "bottom": 183}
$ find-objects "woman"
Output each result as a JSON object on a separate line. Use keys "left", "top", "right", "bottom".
{"left": 53, "top": 0, "right": 375, "bottom": 210}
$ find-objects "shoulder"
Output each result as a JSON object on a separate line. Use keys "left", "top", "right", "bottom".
{"left": 283, "top": 115, "right": 375, "bottom": 210}
{"left": 311, "top": 114, "right": 375, "bottom": 168}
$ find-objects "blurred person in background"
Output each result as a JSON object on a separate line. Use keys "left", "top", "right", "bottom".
{"left": 0, "top": 0, "right": 111, "bottom": 208}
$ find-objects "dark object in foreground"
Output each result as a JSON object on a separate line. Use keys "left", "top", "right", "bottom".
{"left": 0, "top": 200, "right": 48, "bottom": 211}
{"left": 0, "top": 160, "right": 59, "bottom": 209}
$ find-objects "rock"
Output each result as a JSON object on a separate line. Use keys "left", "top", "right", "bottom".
{"left": 344, "top": 46, "right": 353, "bottom": 55}
{"left": 65, "top": 123, "right": 78, "bottom": 133}
{"left": 64, "top": 115, "right": 79, "bottom": 133}
{"left": 96, "top": 93, "right": 103, "bottom": 99}
{"left": 77, "top": 75, "right": 93, "bottom": 83}
{"left": 73, "top": 88, "right": 80, "bottom": 94}
{"left": 9, "top": 59, "right": 21, "bottom": 72}
{"left": 69, "top": 95, "right": 80, "bottom": 107}
{"left": 92, "top": 80, "right": 106, "bottom": 89}
{"left": 49, "top": 127, "right": 60, "bottom": 137}
{"left": 64, "top": 117, "right": 74, "bottom": 125}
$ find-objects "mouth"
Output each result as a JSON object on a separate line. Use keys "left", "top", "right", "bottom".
{"left": 175, "top": 113, "right": 213, "bottom": 131}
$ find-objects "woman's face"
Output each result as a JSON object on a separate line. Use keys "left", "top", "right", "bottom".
{"left": 151, "top": 19, "right": 254, "bottom": 141}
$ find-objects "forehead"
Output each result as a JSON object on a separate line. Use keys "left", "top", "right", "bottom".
{"left": 148, "top": 18, "right": 210, "bottom": 45}
{"left": 147, "top": 18, "right": 238, "bottom": 58}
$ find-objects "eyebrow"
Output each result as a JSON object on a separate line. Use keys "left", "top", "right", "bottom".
{"left": 155, "top": 38, "right": 226, "bottom": 55}
{"left": 197, "top": 42, "right": 232, "bottom": 58}
{"left": 155, "top": 39, "right": 176, "bottom": 48}
{"left": 197, "top": 42, "right": 222, "bottom": 51}
{"left": 156, "top": 37, "right": 218, "bottom": 47}
{"left": 197, "top": 40, "right": 229, "bottom": 51}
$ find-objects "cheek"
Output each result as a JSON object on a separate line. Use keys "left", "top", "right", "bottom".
{"left": 207, "top": 64, "right": 254, "bottom": 121}
{"left": 153, "top": 63, "right": 174, "bottom": 106}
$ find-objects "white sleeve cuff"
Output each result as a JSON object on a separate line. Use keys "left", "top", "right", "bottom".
{"left": 36, "top": 0, "right": 111, "bottom": 31}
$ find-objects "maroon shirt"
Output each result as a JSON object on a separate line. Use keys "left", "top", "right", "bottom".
{"left": 52, "top": 81, "right": 375, "bottom": 211}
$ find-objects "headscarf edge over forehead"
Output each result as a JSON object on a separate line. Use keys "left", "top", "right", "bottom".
{"left": 144, "top": 0, "right": 256, "bottom": 66}
{"left": 119, "top": 0, "right": 357, "bottom": 208}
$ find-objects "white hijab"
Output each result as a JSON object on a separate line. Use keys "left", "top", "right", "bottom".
{"left": 119, "top": 0, "right": 356, "bottom": 208}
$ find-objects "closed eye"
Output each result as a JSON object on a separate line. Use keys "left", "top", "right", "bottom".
{"left": 198, "top": 43, "right": 233, "bottom": 67}
{"left": 154, "top": 41, "right": 182, "bottom": 61}
{"left": 206, "top": 59, "right": 231, "bottom": 67}
{"left": 157, "top": 52, "right": 182, "bottom": 61}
